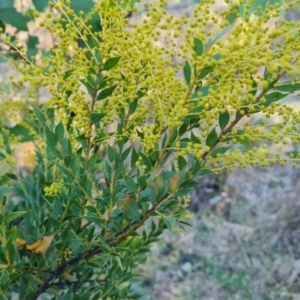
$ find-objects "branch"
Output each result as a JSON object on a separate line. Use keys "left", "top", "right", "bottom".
{"left": 52, "top": 279, "right": 107, "bottom": 287}
{"left": 34, "top": 196, "right": 167, "bottom": 299}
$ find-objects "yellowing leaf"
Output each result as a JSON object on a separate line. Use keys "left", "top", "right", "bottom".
{"left": 27, "top": 234, "right": 55, "bottom": 255}
{"left": 153, "top": 174, "right": 164, "bottom": 197}
{"left": 0, "top": 264, "right": 9, "bottom": 270}
{"left": 15, "top": 238, "right": 26, "bottom": 250}
{"left": 168, "top": 174, "right": 181, "bottom": 193}
{"left": 117, "top": 193, "right": 132, "bottom": 210}
{"left": 117, "top": 193, "right": 140, "bottom": 221}
{"left": 63, "top": 271, "right": 76, "bottom": 280}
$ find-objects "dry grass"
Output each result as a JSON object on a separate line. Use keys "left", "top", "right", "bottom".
{"left": 137, "top": 164, "right": 300, "bottom": 300}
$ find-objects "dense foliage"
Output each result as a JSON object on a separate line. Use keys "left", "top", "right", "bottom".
{"left": 0, "top": 0, "right": 300, "bottom": 299}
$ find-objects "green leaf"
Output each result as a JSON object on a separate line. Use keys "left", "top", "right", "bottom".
{"left": 107, "top": 145, "right": 116, "bottom": 162}
{"left": 70, "top": 0, "right": 95, "bottom": 13}
{"left": 55, "top": 162, "right": 73, "bottom": 178}
{"left": 62, "top": 287, "right": 73, "bottom": 300}
{"left": 0, "top": 271, "right": 9, "bottom": 295}
{"left": 0, "top": 19, "right": 5, "bottom": 34}
{"left": 238, "top": 0, "right": 285, "bottom": 18}
{"left": 183, "top": 60, "right": 191, "bottom": 85}
{"left": 47, "top": 142, "right": 62, "bottom": 159}
{"left": 192, "top": 160, "right": 201, "bottom": 175}
{"left": 138, "top": 151, "right": 152, "bottom": 173}
{"left": 0, "top": 1, "right": 13, "bottom": 10}
{"left": 131, "top": 147, "right": 138, "bottom": 168}
{"left": 103, "top": 57, "right": 121, "bottom": 71}
{"left": 97, "top": 85, "right": 117, "bottom": 100}
{"left": 186, "top": 106, "right": 202, "bottom": 120}
{"left": 191, "top": 85, "right": 216, "bottom": 100}
{"left": 84, "top": 214, "right": 105, "bottom": 228}
{"left": 116, "top": 192, "right": 126, "bottom": 200}
{"left": 209, "top": 23, "right": 235, "bottom": 45}
{"left": 199, "top": 168, "right": 211, "bottom": 175}
{"left": 23, "top": 292, "right": 36, "bottom": 300}
{"left": 120, "top": 146, "right": 131, "bottom": 164}
{"left": 149, "top": 150, "right": 159, "bottom": 162}
{"left": 115, "top": 255, "right": 123, "bottom": 270}
{"left": 227, "top": 9, "right": 238, "bottom": 25}
{"left": 45, "top": 125, "right": 57, "bottom": 145}
{"left": 88, "top": 153, "right": 98, "bottom": 168}
{"left": 42, "top": 195, "right": 56, "bottom": 213}
{"left": 178, "top": 123, "right": 188, "bottom": 136}
{"left": 118, "top": 198, "right": 140, "bottom": 221}
{"left": 7, "top": 226, "right": 17, "bottom": 241}
{"left": 138, "top": 175, "right": 147, "bottom": 189}
{"left": 26, "top": 35, "right": 39, "bottom": 59}
{"left": 55, "top": 121, "right": 64, "bottom": 141}
{"left": 191, "top": 131, "right": 200, "bottom": 143}
{"left": 32, "top": 0, "right": 49, "bottom": 11}
{"left": 5, "top": 124, "right": 33, "bottom": 142}
{"left": 46, "top": 107, "right": 55, "bottom": 120}
{"left": 178, "top": 156, "right": 187, "bottom": 170}
{"left": 140, "top": 188, "right": 151, "bottom": 200}
{"left": 193, "top": 38, "right": 203, "bottom": 56}
{"left": 80, "top": 76, "right": 94, "bottom": 97}
{"left": 0, "top": 186, "right": 11, "bottom": 198}
{"left": 219, "top": 110, "right": 230, "bottom": 130}
{"left": 264, "top": 92, "right": 286, "bottom": 107}
{"left": 249, "top": 77, "right": 257, "bottom": 96}
{"left": 198, "top": 66, "right": 213, "bottom": 80}
{"left": 173, "top": 188, "right": 191, "bottom": 197}
{"left": 91, "top": 112, "right": 104, "bottom": 123}
{"left": 162, "top": 172, "right": 177, "bottom": 180}
{"left": 33, "top": 106, "right": 46, "bottom": 123}
{"left": 5, "top": 173, "right": 17, "bottom": 180}
{"left": 209, "top": 146, "right": 230, "bottom": 158}
{"left": 263, "top": 66, "right": 268, "bottom": 80}
{"left": 275, "top": 83, "right": 300, "bottom": 93}
{"left": 206, "top": 128, "right": 218, "bottom": 147}
{"left": 124, "top": 177, "right": 138, "bottom": 193}
{"left": 163, "top": 217, "right": 172, "bottom": 231}
{"left": 68, "top": 230, "right": 81, "bottom": 254}
{"left": 4, "top": 211, "right": 27, "bottom": 224}
{"left": 0, "top": 7, "right": 30, "bottom": 31}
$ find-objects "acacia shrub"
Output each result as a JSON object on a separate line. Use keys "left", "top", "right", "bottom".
{"left": 0, "top": 0, "right": 300, "bottom": 299}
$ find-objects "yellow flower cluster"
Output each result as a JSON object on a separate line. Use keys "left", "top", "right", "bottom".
{"left": 208, "top": 146, "right": 299, "bottom": 173}
{"left": 1, "top": 0, "right": 300, "bottom": 170}
{"left": 44, "top": 181, "right": 62, "bottom": 197}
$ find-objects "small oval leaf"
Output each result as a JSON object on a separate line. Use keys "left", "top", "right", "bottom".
{"left": 206, "top": 128, "right": 218, "bottom": 147}
{"left": 219, "top": 110, "right": 230, "bottom": 130}
{"left": 97, "top": 85, "right": 117, "bottom": 101}
{"left": 193, "top": 37, "right": 203, "bottom": 56}
{"left": 4, "top": 211, "right": 27, "bottom": 224}
{"left": 183, "top": 61, "right": 191, "bottom": 85}
{"left": 103, "top": 57, "right": 121, "bottom": 71}
{"left": 33, "top": 106, "right": 46, "bottom": 123}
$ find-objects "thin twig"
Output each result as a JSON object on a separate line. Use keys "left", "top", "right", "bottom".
{"left": 34, "top": 194, "right": 169, "bottom": 298}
